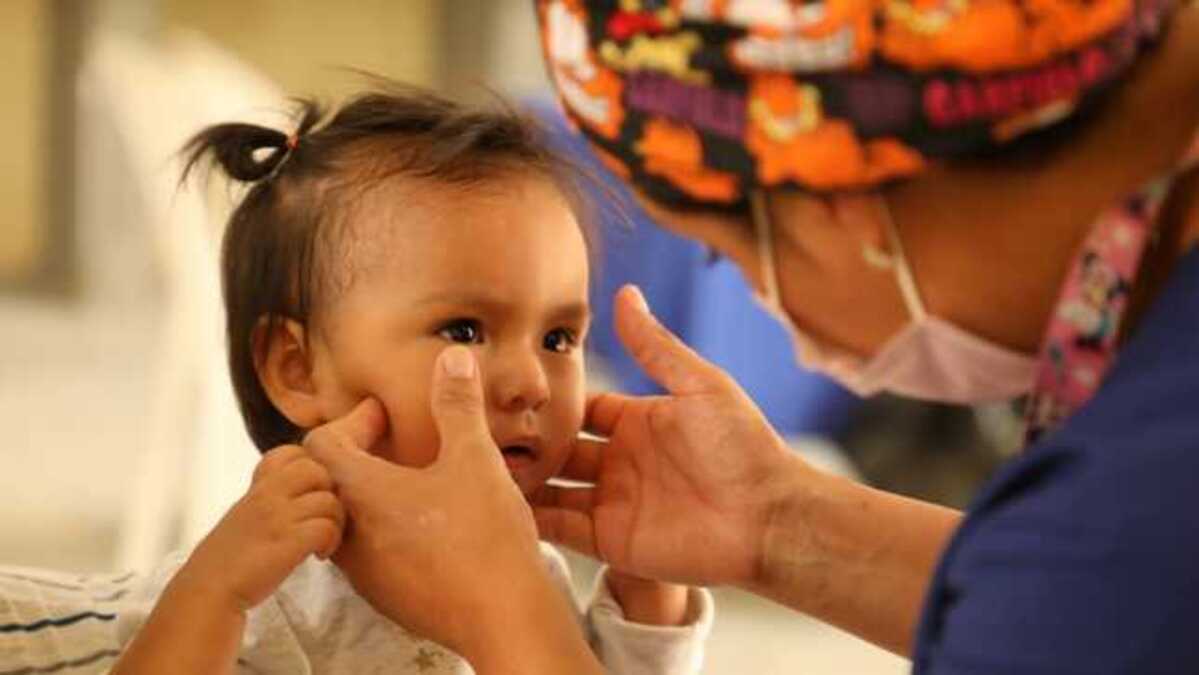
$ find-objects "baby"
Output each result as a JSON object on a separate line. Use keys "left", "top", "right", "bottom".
{"left": 111, "top": 86, "right": 712, "bottom": 673}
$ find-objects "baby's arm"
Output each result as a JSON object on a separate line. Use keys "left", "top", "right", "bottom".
{"left": 586, "top": 569, "right": 715, "bottom": 675}
{"left": 111, "top": 445, "right": 343, "bottom": 675}
{"left": 533, "top": 545, "right": 712, "bottom": 674}
{"left": 605, "top": 571, "right": 689, "bottom": 626}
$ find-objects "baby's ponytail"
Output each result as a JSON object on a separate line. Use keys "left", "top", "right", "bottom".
{"left": 182, "top": 123, "right": 290, "bottom": 182}
{"left": 181, "top": 101, "right": 322, "bottom": 185}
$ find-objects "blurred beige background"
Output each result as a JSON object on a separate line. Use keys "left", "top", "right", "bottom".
{"left": 161, "top": 0, "right": 442, "bottom": 96}
{"left": 0, "top": 0, "right": 50, "bottom": 284}
{"left": 0, "top": 2, "right": 905, "bottom": 673}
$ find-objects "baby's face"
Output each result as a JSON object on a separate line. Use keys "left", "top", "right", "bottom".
{"left": 306, "top": 174, "right": 590, "bottom": 495}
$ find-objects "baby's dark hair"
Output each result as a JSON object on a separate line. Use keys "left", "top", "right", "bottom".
{"left": 182, "top": 82, "right": 596, "bottom": 452}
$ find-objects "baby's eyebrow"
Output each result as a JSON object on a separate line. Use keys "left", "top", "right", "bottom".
{"left": 548, "top": 301, "right": 591, "bottom": 324}
{"left": 414, "top": 291, "right": 503, "bottom": 310}
{"left": 414, "top": 292, "right": 590, "bottom": 322}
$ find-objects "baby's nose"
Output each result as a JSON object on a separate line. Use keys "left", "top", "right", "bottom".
{"left": 489, "top": 351, "right": 551, "bottom": 413}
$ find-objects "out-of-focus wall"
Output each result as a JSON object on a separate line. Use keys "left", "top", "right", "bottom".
{"left": 162, "top": 0, "right": 441, "bottom": 97}
{"left": 0, "top": 0, "right": 48, "bottom": 283}
{"left": 0, "top": 0, "right": 457, "bottom": 575}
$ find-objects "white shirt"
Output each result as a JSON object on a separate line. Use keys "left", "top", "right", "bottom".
{"left": 0, "top": 544, "right": 713, "bottom": 674}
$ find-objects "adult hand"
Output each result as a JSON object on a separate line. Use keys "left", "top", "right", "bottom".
{"left": 537, "top": 287, "right": 963, "bottom": 656}
{"left": 305, "top": 347, "right": 601, "bottom": 674}
{"left": 533, "top": 285, "right": 809, "bottom": 588}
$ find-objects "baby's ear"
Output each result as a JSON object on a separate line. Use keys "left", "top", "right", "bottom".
{"left": 254, "top": 316, "right": 324, "bottom": 429}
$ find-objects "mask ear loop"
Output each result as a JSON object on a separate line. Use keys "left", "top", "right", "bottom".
{"left": 879, "top": 199, "right": 929, "bottom": 322}
{"left": 750, "top": 189, "right": 782, "bottom": 306}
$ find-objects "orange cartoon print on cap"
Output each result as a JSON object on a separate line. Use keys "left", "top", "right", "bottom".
{"left": 880, "top": 0, "right": 1133, "bottom": 72}
{"left": 608, "top": 0, "right": 682, "bottom": 40}
{"left": 600, "top": 31, "right": 711, "bottom": 85}
{"left": 672, "top": 0, "right": 729, "bottom": 21}
{"left": 543, "top": 0, "right": 627, "bottom": 139}
{"left": 746, "top": 73, "right": 924, "bottom": 188}
{"left": 592, "top": 144, "right": 634, "bottom": 180}
{"left": 721, "top": 0, "right": 875, "bottom": 73}
{"left": 636, "top": 117, "right": 740, "bottom": 202}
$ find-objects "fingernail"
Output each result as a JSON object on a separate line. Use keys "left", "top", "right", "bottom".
{"left": 628, "top": 286, "right": 650, "bottom": 313}
{"left": 442, "top": 346, "right": 475, "bottom": 379}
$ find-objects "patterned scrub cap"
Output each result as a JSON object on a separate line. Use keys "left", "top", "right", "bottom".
{"left": 536, "top": 0, "right": 1179, "bottom": 205}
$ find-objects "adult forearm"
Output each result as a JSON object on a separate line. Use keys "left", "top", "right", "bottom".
{"left": 468, "top": 625, "right": 602, "bottom": 675}
{"left": 462, "top": 567, "right": 605, "bottom": 675}
{"left": 746, "top": 454, "right": 962, "bottom": 656}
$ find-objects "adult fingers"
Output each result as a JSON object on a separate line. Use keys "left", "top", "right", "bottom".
{"left": 529, "top": 484, "right": 595, "bottom": 513}
{"left": 584, "top": 392, "right": 629, "bottom": 437}
{"left": 304, "top": 398, "right": 388, "bottom": 457}
{"left": 304, "top": 400, "right": 392, "bottom": 489}
{"left": 613, "top": 285, "right": 725, "bottom": 396}
{"left": 428, "top": 346, "right": 500, "bottom": 469}
{"left": 554, "top": 437, "right": 606, "bottom": 482}
{"left": 532, "top": 508, "right": 599, "bottom": 560}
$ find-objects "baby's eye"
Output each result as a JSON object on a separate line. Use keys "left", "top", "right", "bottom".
{"left": 438, "top": 319, "right": 484, "bottom": 344}
{"left": 543, "top": 328, "right": 578, "bottom": 354}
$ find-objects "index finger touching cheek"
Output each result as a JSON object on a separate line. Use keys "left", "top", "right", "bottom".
{"left": 305, "top": 398, "right": 388, "bottom": 455}
{"left": 304, "top": 397, "right": 390, "bottom": 486}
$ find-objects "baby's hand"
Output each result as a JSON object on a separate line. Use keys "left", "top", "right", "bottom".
{"left": 179, "top": 444, "right": 345, "bottom": 613}
{"left": 605, "top": 569, "right": 691, "bottom": 627}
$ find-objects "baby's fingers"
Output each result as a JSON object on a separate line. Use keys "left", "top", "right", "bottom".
{"left": 294, "top": 492, "right": 345, "bottom": 558}
{"left": 277, "top": 457, "right": 335, "bottom": 497}
{"left": 294, "top": 491, "right": 344, "bottom": 523}
{"left": 252, "top": 444, "right": 306, "bottom": 484}
{"left": 296, "top": 516, "right": 344, "bottom": 561}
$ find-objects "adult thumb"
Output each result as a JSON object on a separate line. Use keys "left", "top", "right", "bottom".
{"left": 613, "top": 285, "right": 724, "bottom": 395}
{"left": 430, "top": 346, "right": 496, "bottom": 464}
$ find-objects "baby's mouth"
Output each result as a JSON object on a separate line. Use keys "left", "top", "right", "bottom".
{"left": 499, "top": 443, "right": 539, "bottom": 470}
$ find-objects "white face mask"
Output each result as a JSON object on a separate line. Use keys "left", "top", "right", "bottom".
{"left": 749, "top": 191, "right": 1038, "bottom": 404}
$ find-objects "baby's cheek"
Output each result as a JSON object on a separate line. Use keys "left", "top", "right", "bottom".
{"left": 567, "top": 383, "right": 586, "bottom": 434}
{"left": 375, "top": 385, "right": 441, "bottom": 469}
{"left": 550, "top": 361, "right": 587, "bottom": 457}
{"left": 381, "top": 426, "right": 439, "bottom": 468}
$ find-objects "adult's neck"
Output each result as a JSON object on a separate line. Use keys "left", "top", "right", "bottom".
{"left": 889, "top": 4, "right": 1199, "bottom": 354}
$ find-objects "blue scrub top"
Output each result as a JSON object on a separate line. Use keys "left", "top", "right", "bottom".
{"left": 913, "top": 245, "right": 1199, "bottom": 673}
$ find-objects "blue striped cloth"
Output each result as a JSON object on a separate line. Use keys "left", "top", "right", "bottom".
{"left": 0, "top": 566, "right": 132, "bottom": 674}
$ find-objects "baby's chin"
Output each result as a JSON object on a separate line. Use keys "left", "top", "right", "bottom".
{"left": 508, "top": 446, "right": 579, "bottom": 498}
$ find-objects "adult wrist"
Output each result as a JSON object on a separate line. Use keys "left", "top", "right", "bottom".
{"left": 460, "top": 564, "right": 600, "bottom": 675}
{"left": 747, "top": 450, "right": 833, "bottom": 596}
{"left": 743, "top": 454, "right": 963, "bottom": 655}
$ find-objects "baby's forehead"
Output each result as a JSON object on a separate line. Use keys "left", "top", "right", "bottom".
{"left": 321, "top": 173, "right": 590, "bottom": 307}
{"left": 337, "top": 172, "right": 566, "bottom": 255}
